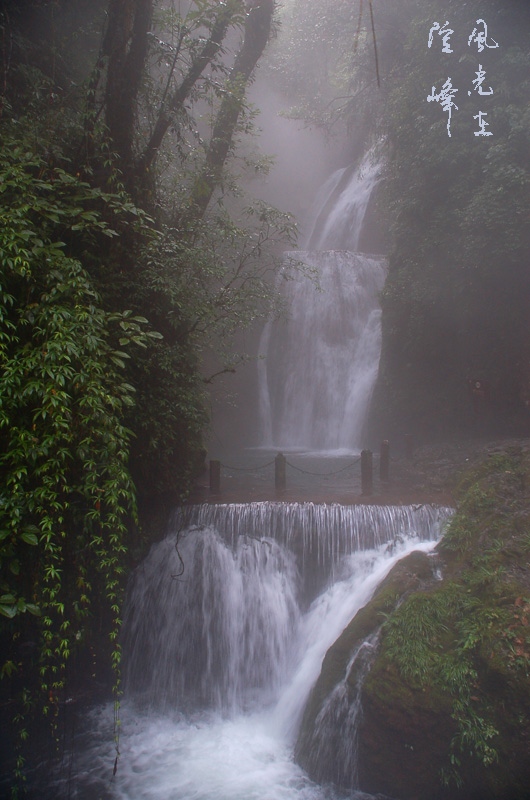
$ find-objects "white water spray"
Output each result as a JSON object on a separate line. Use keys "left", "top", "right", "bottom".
{"left": 306, "top": 150, "right": 383, "bottom": 252}
{"left": 51, "top": 503, "right": 453, "bottom": 799}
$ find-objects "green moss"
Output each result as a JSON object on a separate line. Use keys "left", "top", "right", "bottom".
{"left": 295, "top": 550, "right": 438, "bottom": 773}
{"left": 296, "top": 449, "right": 530, "bottom": 797}
{"left": 370, "top": 448, "right": 530, "bottom": 794}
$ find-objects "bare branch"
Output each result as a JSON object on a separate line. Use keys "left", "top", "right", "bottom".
{"left": 184, "top": 0, "right": 275, "bottom": 221}
{"left": 202, "top": 366, "right": 237, "bottom": 384}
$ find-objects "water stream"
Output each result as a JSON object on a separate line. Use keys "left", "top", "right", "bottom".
{"left": 306, "top": 150, "right": 383, "bottom": 253}
{"left": 257, "top": 149, "right": 385, "bottom": 453}
{"left": 48, "top": 503, "right": 453, "bottom": 799}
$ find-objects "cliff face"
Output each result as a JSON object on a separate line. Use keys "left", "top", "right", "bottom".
{"left": 295, "top": 447, "right": 530, "bottom": 799}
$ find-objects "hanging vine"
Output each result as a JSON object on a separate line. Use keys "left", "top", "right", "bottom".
{"left": 0, "top": 129, "right": 158, "bottom": 792}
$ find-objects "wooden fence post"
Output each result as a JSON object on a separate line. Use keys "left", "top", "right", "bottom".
{"left": 380, "top": 440, "right": 390, "bottom": 482}
{"left": 361, "top": 449, "right": 373, "bottom": 495}
{"left": 275, "top": 452, "right": 286, "bottom": 490}
{"left": 209, "top": 459, "right": 221, "bottom": 491}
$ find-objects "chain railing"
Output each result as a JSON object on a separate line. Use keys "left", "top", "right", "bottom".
{"left": 208, "top": 441, "right": 398, "bottom": 495}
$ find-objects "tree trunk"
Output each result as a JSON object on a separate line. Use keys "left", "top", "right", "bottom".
{"left": 103, "top": 0, "right": 153, "bottom": 171}
{"left": 185, "top": 0, "right": 275, "bottom": 220}
{"left": 135, "top": 0, "right": 245, "bottom": 181}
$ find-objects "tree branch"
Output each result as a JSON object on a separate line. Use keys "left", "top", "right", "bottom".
{"left": 136, "top": 0, "right": 244, "bottom": 178}
{"left": 184, "top": 0, "right": 275, "bottom": 221}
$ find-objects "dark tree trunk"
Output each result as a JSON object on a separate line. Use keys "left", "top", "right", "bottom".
{"left": 185, "top": 0, "right": 275, "bottom": 220}
{"left": 100, "top": 0, "right": 273, "bottom": 214}
{"left": 103, "top": 0, "right": 153, "bottom": 171}
{"left": 135, "top": 1, "right": 245, "bottom": 181}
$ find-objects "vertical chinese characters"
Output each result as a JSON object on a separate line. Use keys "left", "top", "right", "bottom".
{"left": 426, "top": 19, "right": 499, "bottom": 138}
{"left": 428, "top": 21, "right": 454, "bottom": 53}
{"left": 468, "top": 19, "right": 499, "bottom": 52}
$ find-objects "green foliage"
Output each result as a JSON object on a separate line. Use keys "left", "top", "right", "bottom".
{"left": 265, "top": 0, "right": 357, "bottom": 125}
{"left": 139, "top": 204, "right": 297, "bottom": 348}
{"left": 373, "top": 0, "right": 530, "bottom": 436}
{"left": 0, "top": 122, "right": 158, "bottom": 784}
{"left": 380, "top": 450, "right": 530, "bottom": 787}
{"left": 124, "top": 202, "right": 298, "bottom": 502}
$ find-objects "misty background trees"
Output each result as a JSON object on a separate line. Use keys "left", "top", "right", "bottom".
{"left": 265, "top": 0, "right": 530, "bottom": 439}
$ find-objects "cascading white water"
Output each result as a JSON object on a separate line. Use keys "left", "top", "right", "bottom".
{"left": 306, "top": 150, "right": 383, "bottom": 252}
{"left": 257, "top": 148, "right": 385, "bottom": 453}
{"left": 297, "top": 634, "right": 380, "bottom": 788}
{"left": 122, "top": 529, "right": 300, "bottom": 712}
{"left": 259, "top": 252, "right": 386, "bottom": 452}
{"left": 51, "top": 503, "right": 453, "bottom": 799}
{"left": 178, "top": 502, "right": 449, "bottom": 599}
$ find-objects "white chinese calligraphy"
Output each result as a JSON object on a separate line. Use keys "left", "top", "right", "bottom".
{"left": 468, "top": 65, "right": 493, "bottom": 96}
{"left": 427, "top": 78, "right": 459, "bottom": 137}
{"left": 428, "top": 21, "right": 454, "bottom": 53}
{"left": 468, "top": 19, "right": 499, "bottom": 52}
{"left": 427, "top": 19, "right": 498, "bottom": 138}
{"left": 473, "top": 111, "right": 493, "bottom": 136}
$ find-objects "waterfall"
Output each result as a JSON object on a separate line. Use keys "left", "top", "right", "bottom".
{"left": 306, "top": 149, "right": 383, "bottom": 252}
{"left": 258, "top": 148, "right": 385, "bottom": 453}
{"left": 259, "top": 252, "right": 386, "bottom": 452}
{"left": 121, "top": 528, "right": 300, "bottom": 712}
{"left": 295, "top": 634, "right": 380, "bottom": 788}
{"left": 51, "top": 502, "right": 453, "bottom": 799}
{"left": 176, "top": 502, "right": 449, "bottom": 600}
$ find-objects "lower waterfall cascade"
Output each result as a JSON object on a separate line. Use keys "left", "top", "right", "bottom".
{"left": 46, "top": 502, "right": 454, "bottom": 799}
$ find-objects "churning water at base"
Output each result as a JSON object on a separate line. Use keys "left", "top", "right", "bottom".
{"left": 50, "top": 503, "right": 453, "bottom": 799}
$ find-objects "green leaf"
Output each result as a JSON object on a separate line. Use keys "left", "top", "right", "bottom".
{"left": 1, "top": 660, "right": 17, "bottom": 678}
{"left": 20, "top": 532, "right": 39, "bottom": 546}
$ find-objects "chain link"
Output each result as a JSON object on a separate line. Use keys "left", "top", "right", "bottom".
{"left": 220, "top": 459, "right": 276, "bottom": 472}
{"left": 218, "top": 456, "right": 362, "bottom": 477}
{"left": 284, "top": 456, "right": 362, "bottom": 477}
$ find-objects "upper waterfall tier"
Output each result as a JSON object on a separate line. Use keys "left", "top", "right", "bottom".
{"left": 305, "top": 149, "right": 383, "bottom": 251}
{"left": 256, "top": 146, "right": 386, "bottom": 453}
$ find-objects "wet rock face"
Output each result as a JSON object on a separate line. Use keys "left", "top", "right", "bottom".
{"left": 295, "top": 550, "right": 440, "bottom": 789}
{"left": 357, "top": 661, "right": 455, "bottom": 800}
{"left": 296, "top": 448, "right": 530, "bottom": 800}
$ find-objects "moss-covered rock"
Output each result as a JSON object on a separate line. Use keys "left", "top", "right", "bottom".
{"left": 295, "top": 549, "right": 442, "bottom": 784}
{"left": 295, "top": 448, "right": 530, "bottom": 800}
